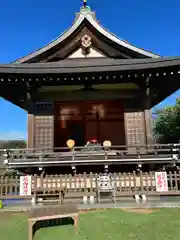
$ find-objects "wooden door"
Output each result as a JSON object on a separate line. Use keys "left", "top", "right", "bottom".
{"left": 84, "top": 100, "right": 125, "bottom": 145}
{"left": 54, "top": 102, "right": 84, "bottom": 147}
{"left": 54, "top": 99, "right": 125, "bottom": 147}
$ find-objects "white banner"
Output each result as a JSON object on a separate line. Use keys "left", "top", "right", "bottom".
{"left": 20, "top": 175, "right": 32, "bottom": 196}
{"left": 155, "top": 172, "right": 168, "bottom": 192}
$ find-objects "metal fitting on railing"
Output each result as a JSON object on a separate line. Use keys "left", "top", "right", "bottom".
{"left": 4, "top": 159, "right": 8, "bottom": 165}
{"left": 104, "top": 165, "right": 108, "bottom": 173}
{"left": 3, "top": 149, "right": 9, "bottom": 165}
{"left": 3, "top": 149, "right": 8, "bottom": 157}
{"left": 72, "top": 165, "right": 76, "bottom": 174}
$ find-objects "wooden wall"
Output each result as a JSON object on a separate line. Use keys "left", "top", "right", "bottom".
{"left": 28, "top": 102, "right": 54, "bottom": 149}
{"left": 27, "top": 98, "right": 153, "bottom": 148}
{"left": 124, "top": 111, "right": 146, "bottom": 146}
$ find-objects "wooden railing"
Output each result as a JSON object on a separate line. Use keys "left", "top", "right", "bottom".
{"left": 1, "top": 171, "right": 180, "bottom": 199}
{"left": 2, "top": 143, "right": 180, "bottom": 168}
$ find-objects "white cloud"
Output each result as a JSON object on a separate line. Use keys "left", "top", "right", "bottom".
{"left": 0, "top": 131, "right": 26, "bottom": 140}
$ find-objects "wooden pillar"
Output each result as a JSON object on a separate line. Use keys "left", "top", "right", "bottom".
{"left": 27, "top": 114, "right": 35, "bottom": 148}
{"left": 144, "top": 76, "right": 154, "bottom": 145}
{"left": 26, "top": 88, "right": 35, "bottom": 149}
{"left": 144, "top": 109, "right": 153, "bottom": 144}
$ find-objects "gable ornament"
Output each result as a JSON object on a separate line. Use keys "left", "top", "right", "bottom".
{"left": 81, "top": 34, "right": 91, "bottom": 55}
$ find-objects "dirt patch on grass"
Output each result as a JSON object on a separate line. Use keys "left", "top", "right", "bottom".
{"left": 122, "top": 208, "right": 155, "bottom": 214}
{"left": 79, "top": 208, "right": 109, "bottom": 214}
{"left": 79, "top": 208, "right": 156, "bottom": 215}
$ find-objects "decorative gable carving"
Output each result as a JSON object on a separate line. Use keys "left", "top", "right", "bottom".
{"left": 68, "top": 47, "right": 106, "bottom": 58}
{"left": 81, "top": 34, "right": 91, "bottom": 55}
{"left": 81, "top": 34, "right": 91, "bottom": 48}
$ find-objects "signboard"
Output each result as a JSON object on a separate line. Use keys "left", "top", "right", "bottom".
{"left": 155, "top": 172, "right": 168, "bottom": 192}
{"left": 20, "top": 175, "right": 32, "bottom": 196}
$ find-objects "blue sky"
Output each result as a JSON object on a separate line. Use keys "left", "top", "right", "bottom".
{"left": 0, "top": 0, "right": 180, "bottom": 140}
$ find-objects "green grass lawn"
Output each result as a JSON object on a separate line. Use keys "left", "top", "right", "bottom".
{"left": 1, "top": 208, "right": 180, "bottom": 240}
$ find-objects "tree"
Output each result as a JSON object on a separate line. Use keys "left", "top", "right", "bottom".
{"left": 5, "top": 140, "right": 26, "bottom": 149}
{"left": 154, "top": 99, "right": 180, "bottom": 143}
{"left": 0, "top": 140, "right": 26, "bottom": 149}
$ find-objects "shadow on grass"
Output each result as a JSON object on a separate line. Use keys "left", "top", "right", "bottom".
{"left": 33, "top": 217, "right": 74, "bottom": 236}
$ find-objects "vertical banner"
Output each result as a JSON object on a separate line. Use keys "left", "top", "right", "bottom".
{"left": 20, "top": 175, "right": 32, "bottom": 196}
{"left": 155, "top": 172, "right": 168, "bottom": 192}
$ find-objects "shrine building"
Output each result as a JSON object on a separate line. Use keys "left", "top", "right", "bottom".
{"left": 0, "top": 4, "right": 180, "bottom": 151}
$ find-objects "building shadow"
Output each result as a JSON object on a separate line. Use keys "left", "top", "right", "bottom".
{"left": 33, "top": 217, "right": 74, "bottom": 236}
